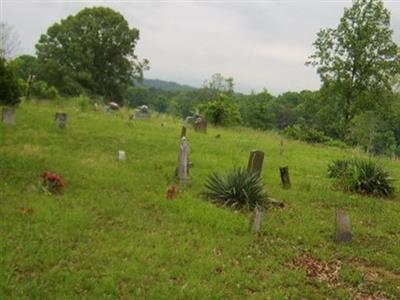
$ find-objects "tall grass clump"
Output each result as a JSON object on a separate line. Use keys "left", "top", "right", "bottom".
{"left": 204, "top": 167, "right": 268, "bottom": 210}
{"left": 328, "top": 158, "right": 394, "bottom": 197}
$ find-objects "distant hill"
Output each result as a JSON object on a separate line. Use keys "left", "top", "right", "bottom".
{"left": 137, "top": 78, "right": 197, "bottom": 92}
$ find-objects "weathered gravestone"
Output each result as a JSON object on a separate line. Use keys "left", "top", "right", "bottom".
{"left": 185, "top": 116, "right": 196, "bottom": 125}
{"left": 250, "top": 205, "right": 266, "bottom": 234}
{"left": 279, "top": 165, "right": 291, "bottom": 188}
{"left": 336, "top": 210, "right": 352, "bottom": 243}
{"left": 193, "top": 117, "right": 207, "bottom": 133}
{"left": 247, "top": 150, "right": 264, "bottom": 176}
{"left": 177, "top": 136, "right": 190, "bottom": 184}
{"left": 2, "top": 107, "right": 16, "bottom": 124}
{"left": 134, "top": 105, "right": 151, "bottom": 119}
{"left": 118, "top": 150, "right": 126, "bottom": 161}
{"left": 55, "top": 112, "right": 67, "bottom": 129}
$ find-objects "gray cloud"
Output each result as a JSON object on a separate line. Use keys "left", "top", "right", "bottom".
{"left": 2, "top": 0, "right": 400, "bottom": 94}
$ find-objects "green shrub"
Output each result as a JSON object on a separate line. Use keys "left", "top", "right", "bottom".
{"left": 284, "top": 125, "right": 329, "bottom": 143}
{"left": 328, "top": 158, "right": 394, "bottom": 197}
{"left": 204, "top": 168, "right": 268, "bottom": 209}
{"left": 0, "top": 57, "right": 21, "bottom": 106}
{"left": 31, "top": 80, "right": 59, "bottom": 100}
{"left": 70, "top": 94, "right": 92, "bottom": 111}
{"left": 200, "top": 94, "right": 241, "bottom": 126}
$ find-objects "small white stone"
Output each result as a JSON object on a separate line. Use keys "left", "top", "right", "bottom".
{"left": 118, "top": 150, "right": 126, "bottom": 161}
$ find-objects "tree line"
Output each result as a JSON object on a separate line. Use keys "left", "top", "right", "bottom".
{"left": 1, "top": 0, "right": 400, "bottom": 156}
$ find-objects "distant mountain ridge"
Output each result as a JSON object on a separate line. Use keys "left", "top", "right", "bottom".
{"left": 138, "top": 78, "right": 197, "bottom": 92}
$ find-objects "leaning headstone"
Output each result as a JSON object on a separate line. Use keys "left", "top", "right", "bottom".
{"left": 55, "top": 112, "right": 67, "bottom": 129}
{"left": 247, "top": 150, "right": 264, "bottom": 176}
{"left": 181, "top": 126, "right": 187, "bottom": 138}
{"left": 193, "top": 117, "right": 207, "bottom": 133}
{"left": 279, "top": 165, "right": 291, "bottom": 188}
{"left": 2, "top": 107, "right": 16, "bottom": 124}
{"left": 250, "top": 206, "right": 265, "bottom": 233}
{"left": 336, "top": 210, "right": 352, "bottom": 243}
{"left": 177, "top": 136, "right": 190, "bottom": 184}
{"left": 118, "top": 150, "right": 126, "bottom": 161}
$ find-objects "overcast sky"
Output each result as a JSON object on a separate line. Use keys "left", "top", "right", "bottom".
{"left": 2, "top": 0, "right": 400, "bottom": 94}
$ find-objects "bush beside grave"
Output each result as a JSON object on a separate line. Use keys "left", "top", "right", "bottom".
{"left": 328, "top": 158, "right": 394, "bottom": 198}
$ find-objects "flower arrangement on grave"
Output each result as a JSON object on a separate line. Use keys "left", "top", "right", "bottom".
{"left": 41, "top": 171, "right": 65, "bottom": 195}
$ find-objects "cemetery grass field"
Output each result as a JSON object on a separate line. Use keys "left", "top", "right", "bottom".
{"left": 2, "top": 100, "right": 400, "bottom": 299}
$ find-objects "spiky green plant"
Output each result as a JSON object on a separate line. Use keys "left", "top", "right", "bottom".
{"left": 204, "top": 168, "right": 268, "bottom": 210}
{"left": 328, "top": 158, "right": 394, "bottom": 197}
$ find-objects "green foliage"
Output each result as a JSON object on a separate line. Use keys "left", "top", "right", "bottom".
{"left": 31, "top": 80, "right": 59, "bottom": 100}
{"left": 205, "top": 168, "right": 268, "bottom": 209}
{"left": 308, "top": 0, "right": 400, "bottom": 131}
{"left": 284, "top": 124, "right": 329, "bottom": 144}
{"left": 328, "top": 158, "right": 394, "bottom": 197}
{"left": 348, "top": 111, "right": 397, "bottom": 155}
{"left": 9, "top": 55, "right": 38, "bottom": 81}
{"left": 35, "top": 7, "right": 148, "bottom": 103}
{"left": 201, "top": 94, "right": 241, "bottom": 126}
{"left": 0, "top": 57, "right": 21, "bottom": 106}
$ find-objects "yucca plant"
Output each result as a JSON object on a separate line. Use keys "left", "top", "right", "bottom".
{"left": 328, "top": 158, "right": 394, "bottom": 198}
{"left": 327, "top": 159, "right": 352, "bottom": 179}
{"left": 204, "top": 167, "right": 268, "bottom": 210}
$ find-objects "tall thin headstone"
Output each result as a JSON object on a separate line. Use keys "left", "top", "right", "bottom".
{"left": 247, "top": 150, "right": 264, "bottom": 176}
{"left": 178, "top": 136, "right": 190, "bottom": 184}
{"left": 279, "top": 165, "right": 291, "bottom": 188}
{"left": 2, "top": 107, "right": 16, "bottom": 124}
{"left": 55, "top": 112, "right": 67, "bottom": 129}
{"left": 336, "top": 210, "right": 352, "bottom": 243}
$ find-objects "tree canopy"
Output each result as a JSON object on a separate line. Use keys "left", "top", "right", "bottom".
{"left": 307, "top": 0, "right": 400, "bottom": 134}
{"left": 0, "top": 58, "right": 21, "bottom": 106}
{"left": 35, "top": 7, "right": 148, "bottom": 103}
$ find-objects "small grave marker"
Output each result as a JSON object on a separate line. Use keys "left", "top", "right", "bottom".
{"left": 118, "top": 150, "right": 126, "bottom": 161}
{"left": 336, "top": 210, "right": 352, "bottom": 244}
{"left": 247, "top": 150, "right": 264, "bottom": 176}
{"left": 193, "top": 117, "right": 207, "bottom": 133}
{"left": 2, "top": 107, "right": 16, "bottom": 124}
{"left": 279, "top": 165, "right": 291, "bottom": 188}
{"left": 250, "top": 206, "right": 265, "bottom": 233}
{"left": 178, "top": 136, "right": 190, "bottom": 184}
{"left": 55, "top": 112, "right": 67, "bottom": 129}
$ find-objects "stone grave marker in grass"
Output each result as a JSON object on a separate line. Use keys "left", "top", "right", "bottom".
{"left": 118, "top": 150, "right": 126, "bottom": 161}
{"left": 250, "top": 206, "right": 266, "bottom": 234}
{"left": 336, "top": 210, "right": 352, "bottom": 244}
{"left": 2, "top": 107, "right": 16, "bottom": 124}
{"left": 279, "top": 165, "right": 291, "bottom": 188}
{"left": 177, "top": 136, "right": 190, "bottom": 185}
{"left": 55, "top": 112, "right": 67, "bottom": 129}
{"left": 247, "top": 150, "right": 264, "bottom": 177}
{"left": 193, "top": 117, "right": 207, "bottom": 133}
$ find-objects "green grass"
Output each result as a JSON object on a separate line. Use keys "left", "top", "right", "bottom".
{"left": 1, "top": 100, "right": 400, "bottom": 299}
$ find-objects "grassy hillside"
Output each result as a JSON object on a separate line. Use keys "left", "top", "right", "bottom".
{"left": 1, "top": 101, "right": 400, "bottom": 299}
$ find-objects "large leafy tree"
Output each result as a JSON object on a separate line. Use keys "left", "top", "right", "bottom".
{"left": 35, "top": 7, "right": 148, "bottom": 103}
{"left": 307, "top": 0, "right": 400, "bottom": 135}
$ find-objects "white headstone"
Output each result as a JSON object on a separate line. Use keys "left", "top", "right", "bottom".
{"left": 118, "top": 150, "right": 126, "bottom": 161}
{"left": 178, "top": 137, "right": 190, "bottom": 184}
